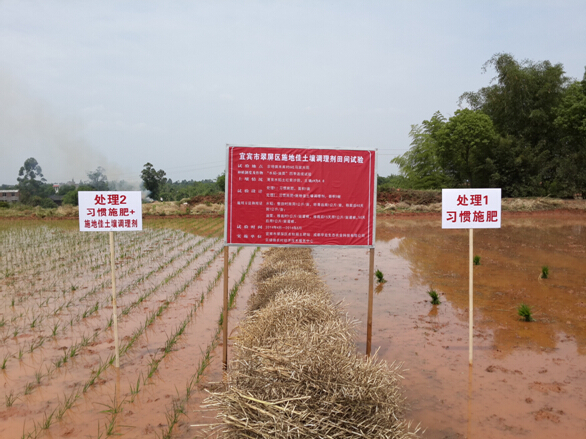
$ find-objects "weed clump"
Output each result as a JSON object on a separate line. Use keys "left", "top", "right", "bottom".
{"left": 517, "top": 303, "right": 534, "bottom": 322}
{"left": 473, "top": 255, "right": 480, "bottom": 266}
{"left": 428, "top": 290, "right": 440, "bottom": 305}
{"left": 541, "top": 266, "right": 549, "bottom": 279}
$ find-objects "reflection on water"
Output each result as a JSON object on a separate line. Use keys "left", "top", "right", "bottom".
{"left": 385, "top": 217, "right": 586, "bottom": 355}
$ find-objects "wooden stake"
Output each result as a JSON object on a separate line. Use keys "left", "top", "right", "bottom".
{"left": 222, "top": 246, "right": 229, "bottom": 370}
{"left": 109, "top": 231, "right": 120, "bottom": 368}
{"left": 469, "top": 228, "right": 473, "bottom": 365}
{"left": 366, "top": 247, "right": 375, "bottom": 356}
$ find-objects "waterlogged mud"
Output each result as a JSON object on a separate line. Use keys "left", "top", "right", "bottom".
{"left": 313, "top": 212, "right": 586, "bottom": 439}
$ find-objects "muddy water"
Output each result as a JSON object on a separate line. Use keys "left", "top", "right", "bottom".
{"left": 313, "top": 214, "right": 586, "bottom": 438}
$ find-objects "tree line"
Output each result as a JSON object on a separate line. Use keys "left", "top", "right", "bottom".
{"left": 2, "top": 159, "right": 223, "bottom": 209}
{"left": 391, "top": 53, "right": 586, "bottom": 198}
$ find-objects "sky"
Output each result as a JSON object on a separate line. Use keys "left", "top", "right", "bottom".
{"left": 1, "top": 1, "right": 585, "bottom": 186}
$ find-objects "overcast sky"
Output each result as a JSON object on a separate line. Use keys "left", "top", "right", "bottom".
{"left": 2, "top": 1, "right": 585, "bottom": 186}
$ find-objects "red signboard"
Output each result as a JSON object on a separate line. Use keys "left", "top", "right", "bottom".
{"left": 225, "top": 145, "right": 376, "bottom": 247}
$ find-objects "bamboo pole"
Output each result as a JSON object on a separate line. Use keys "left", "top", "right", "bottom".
{"left": 109, "top": 231, "right": 120, "bottom": 368}
{"left": 366, "top": 247, "right": 375, "bottom": 356}
{"left": 222, "top": 246, "right": 229, "bottom": 370}
{"left": 469, "top": 228, "right": 473, "bottom": 365}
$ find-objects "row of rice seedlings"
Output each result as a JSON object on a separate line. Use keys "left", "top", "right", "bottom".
{"left": 5, "top": 330, "right": 102, "bottom": 406}
{"left": 2, "top": 237, "right": 221, "bottom": 373}
{"left": 3, "top": 234, "right": 220, "bottom": 376}
{"left": 159, "top": 247, "right": 259, "bottom": 438}
{"left": 85, "top": 247, "right": 245, "bottom": 436}
{"left": 1, "top": 230, "right": 203, "bottom": 346}
{"left": 1, "top": 227, "right": 168, "bottom": 305}
{"left": 19, "top": 241, "right": 229, "bottom": 431}
{"left": 21, "top": 384, "right": 85, "bottom": 439}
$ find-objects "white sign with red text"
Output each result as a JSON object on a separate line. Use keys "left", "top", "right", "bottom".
{"left": 79, "top": 191, "right": 142, "bottom": 232}
{"left": 442, "top": 189, "right": 501, "bottom": 229}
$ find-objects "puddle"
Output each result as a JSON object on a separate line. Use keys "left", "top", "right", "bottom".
{"left": 313, "top": 214, "right": 586, "bottom": 438}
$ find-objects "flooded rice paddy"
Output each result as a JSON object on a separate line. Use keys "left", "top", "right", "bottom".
{"left": 1, "top": 213, "right": 585, "bottom": 438}
{"left": 313, "top": 212, "right": 586, "bottom": 438}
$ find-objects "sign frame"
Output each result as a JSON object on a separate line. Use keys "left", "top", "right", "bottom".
{"left": 78, "top": 191, "right": 143, "bottom": 232}
{"left": 224, "top": 144, "right": 377, "bottom": 249}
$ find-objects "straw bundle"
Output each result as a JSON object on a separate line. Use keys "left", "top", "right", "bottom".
{"left": 204, "top": 248, "right": 420, "bottom": 439}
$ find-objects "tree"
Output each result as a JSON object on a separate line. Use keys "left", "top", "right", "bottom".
{"left": 391, "top": 112, "right": 451, "bottom": 189}
{"left": 435, "top": 109, "right": 497, "bottom": 188}
{"left": 140, "top": 162, "right": 167, "bottom": 200}
{"left": 216, "top": 172, "right": 226, "bottom": 192}
{"left": 459, "top": 53, "right": 570, "bottom": 195}
{"left": 554, "top": 69, "right": 586, "bottom": 197}
{"left": 86, "top": 166, "right": 108, "bottom": 190}
{"left": 17, "top": 157, "right": 47, "bottom": 204}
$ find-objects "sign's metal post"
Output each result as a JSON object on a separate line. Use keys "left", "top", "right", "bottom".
{"left": 469, "top": 228, "right": 473, "bottom": 365}
{"left": 109, "top": 231, "right": 120, "bottom": 368}
{"left": 366, "top": 247, "right": 375, "bottom": 356}
{"left": 224, "top": 145, "right": 377, "bottom": 368}
{"left": 222, "top": 246, "right": 229, "bottom": 370}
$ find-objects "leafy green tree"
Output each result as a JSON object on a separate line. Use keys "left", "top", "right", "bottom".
{"left": 17, "top": 157, "right": 47, "bottom": 204}
{"left": 140, "top": 163, "right": 167, "bottom": 200}
{"left": 62, "top": 185, "right": 94, "bottom": 206}
{"left": 435, "top": 109, "right": 497, "bottom": 188}
{"left": 86, "top": 167, "right": 109, "bottom": 190}
{"left": 460, "top": 53, "right": 570, "bottom": 195}
{"left": 391, "top": 112, "right": 451, "bottom": 189}
{"left": 216, "top": 172, "right": 226, "bottom": 192}
{"left": 554, "top": 70, "right": 586, "bottom": 197}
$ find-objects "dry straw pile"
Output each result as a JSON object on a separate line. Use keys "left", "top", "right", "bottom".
{"left": 204, "top": 248, "right": 420, "bottom": 438}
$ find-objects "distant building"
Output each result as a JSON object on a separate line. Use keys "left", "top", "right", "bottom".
{"left": 0, "top": 190, "right": 19, "bottom": 203}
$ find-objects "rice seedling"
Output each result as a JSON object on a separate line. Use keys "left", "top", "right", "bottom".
{"left": 40, "top": 408, "right": 57, "bottom": 430}
{"left": 2, "top": 353, "right": 11, "bottom": 369}
{"left": 5, "top": 391, "right": 18, "bottom": 407}
{"left": 428, "top": 290, "right": 441, "bottom": 305}
{"left": 129, "top": 373, "right": 142, "bottom": 402}
{"left": 541, "top": 265, "right": 549, "bottom": 279}
{"left": 35, "top": 368, "right": 44, "bottom": 384}
{"left": 56, "top": 389, "right": 80, "bottom": 420}
{"left": 375, "top": 269, "right": 386, "bottom": 283}
{"left": 24, "top": 382, "right": 35, "bottom": 395}
{"left": 518, "top": 303, "right": 534, "bottom": 322}
{"left": 473, "top": 255, "right": 481, "bottom": 265}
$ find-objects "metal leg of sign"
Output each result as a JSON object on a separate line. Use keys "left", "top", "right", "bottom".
{"left": 109, "top": 231, "right": 120, "bottom": 368}
{"left": 366, "top": 247, "right": 375, "bottom": 356}
{"left": 222, "top": 246, "right": 229, "bottom": 371}
{"left": 469, "top": 228, "right": 474, "bottom": 365}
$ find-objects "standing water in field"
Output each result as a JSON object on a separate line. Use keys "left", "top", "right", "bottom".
{"left": 313, "top": 214, "right": 586, "bottom": 439}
